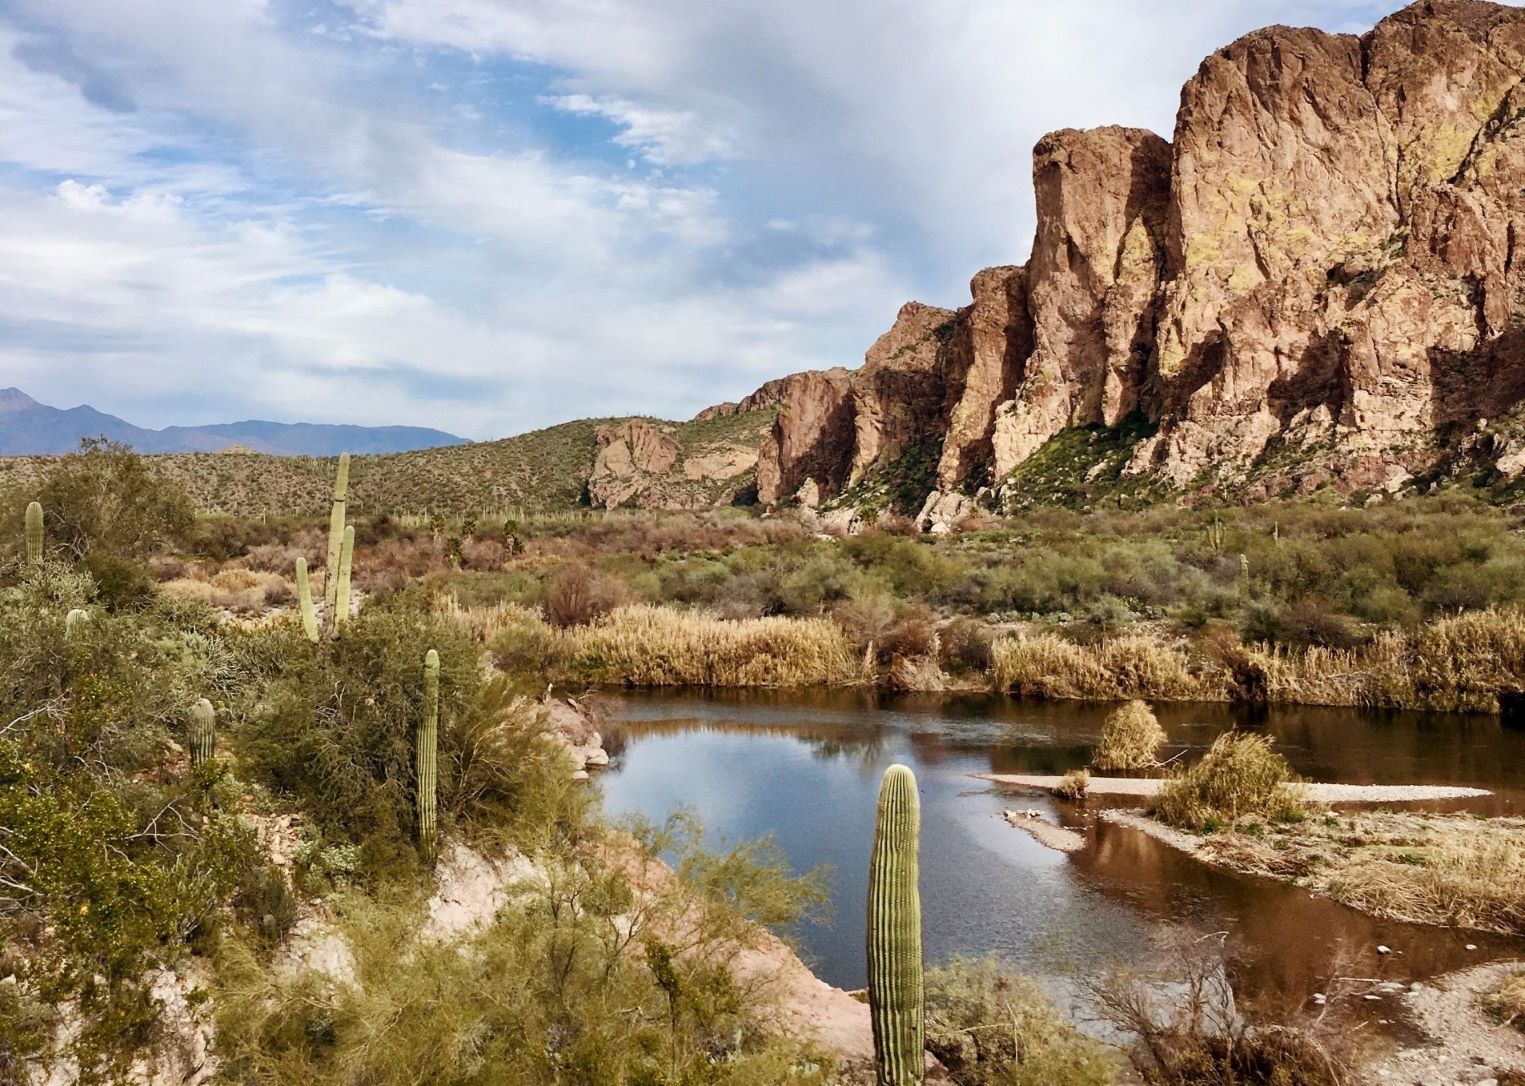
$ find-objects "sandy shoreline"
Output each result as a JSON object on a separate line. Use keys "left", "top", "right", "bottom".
{"left": 976, "top": 772, "right": 1492, "bottom": 803}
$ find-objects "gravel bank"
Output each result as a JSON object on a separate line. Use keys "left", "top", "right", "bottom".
{"left": 976, "top": 773, "right": 1491, "bottom": 803}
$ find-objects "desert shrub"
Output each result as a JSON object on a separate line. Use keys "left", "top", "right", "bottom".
{"left": 880, "top": 601, "right": 938, "bottom": 660}
{"left": 924, "top": 957, "right": 1115, "bottom": 1086}
{"left": 831, "top": 589, "right": 898, "bottom": 655}
{"left": 1091, "top": 700, "right": 1166, "bottom": 771}
{"left": 939, "top": 616, "right": 994, "bottom": 673}
{"left": 1085, "top": 934, "right": 1349, "bottom": 1086}
{"left": 214, "top": 815, "right": 832, "bottom": 1086}
{"left": 239, "top": 610, "right": 483, "bottom": 876}
{"left": 1153, "top": 733, "right": 1305, "bottom": 833}
{"left": 544, "top": 561, "right": 629, "bottom": 628}
{"left": 15, "top": 439, "right": 194, "bottom": 563}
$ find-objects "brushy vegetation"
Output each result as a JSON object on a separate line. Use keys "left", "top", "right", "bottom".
{"left": 0, "top": 448, "right": 843, "bottom": 1082}
{"left": 923, "top": 957, "right": 1116, "bottom": 1086}
{"left": 1153, "top": 734, "right": 1306, "bottom": 833}
{"left": 1083, "top": 933, "right": 1350, "bottom": 1086}
{"left": 1090, "top": 700, "right": 1167, "bottom": 771}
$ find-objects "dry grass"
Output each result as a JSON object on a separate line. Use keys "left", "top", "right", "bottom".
{"left": 1091, "top": 700, "right": 1166, "bottom": 771}
{"left": 556, "top": 605, "right": 860, "bottom": 687}
{"left": 1196, "top": 812, "right": 1525, "bottom": 935}
{"left": 1484, "top": 970, "right": 1525, "bottom": 1031}
{"left": 439, "top": 597, "right": 862, "bottom": 688}
{"left": 161, "top": 567, "right": 293, "bottom": 614}
{"left": 1153, "top": 733, "right": 1306, "bottom": 833}
{"left": 1054, "top": 768, "right": 1090, "bottom": 800}
{"left": 992, "top": 632, "right": 1223, "bottom": 701}
{"left": 1252, "top": 608, "right": 1525, "bottom": 713}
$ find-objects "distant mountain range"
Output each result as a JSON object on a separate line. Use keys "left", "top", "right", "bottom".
{"left": 0, "top": 388, "right": 468, "bottom": 456}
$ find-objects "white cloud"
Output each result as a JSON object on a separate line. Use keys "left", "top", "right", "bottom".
{"left": 0, "top": 0, "right": 1449, "bottom": 440}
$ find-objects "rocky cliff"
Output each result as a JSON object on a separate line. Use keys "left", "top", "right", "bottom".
{"left": 740, "top": 0, "right": 1525, "bottom": 526}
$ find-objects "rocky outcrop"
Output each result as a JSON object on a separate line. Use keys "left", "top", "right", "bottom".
{"left": 587, "top": 418, "right": 759, "bottom": 510}
{"left": 744, "top": 0, "right": 1525, "bottom": 524}
{"left": 756, "top": 368, "right": 856, "bottom": 506}
{"left": 692, "top": 376, "right": 793, "bottom": 421}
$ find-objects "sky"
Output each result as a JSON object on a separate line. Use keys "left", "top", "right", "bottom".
{"left": 0, "top": 0, "right": 1413, "bottom": 440}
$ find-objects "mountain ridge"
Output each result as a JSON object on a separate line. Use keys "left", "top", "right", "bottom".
{"left": 0, "top": 387, "right": 467, "bottom": 456}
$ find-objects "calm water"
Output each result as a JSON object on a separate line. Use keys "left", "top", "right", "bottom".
{"left": 598, "top": 689, "right": 1525, "bottom": 1020}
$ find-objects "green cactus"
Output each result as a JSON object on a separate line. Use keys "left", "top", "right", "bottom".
{"left": 295, "top": 557, "right": 320, "bottom": 643}
{"left": 65, "top": 608, "right": 89, "bottom": 638}
{"left": 323, "top": 453, "right": 350, "bottom": 617}
{"left": 1238, "top": 553, "right": 1250, "bottom": 599}
{"left": 417, "top": 648, "right": 440, "bottom": 862}
{"left": 867, "top": 763, "right": 924, "bottom": 1086}
{"left": 333, "top": 526, "right": 355, "bottom": 631}
{"left": 188, "top": 698, "right": 216, "bottom": 768}
{"left": 24, "top": 501, "right": 43, "bottom": 564}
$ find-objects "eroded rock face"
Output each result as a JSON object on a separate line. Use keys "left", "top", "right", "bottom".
{"left": 993, "top": 127, "right": 1169, "bottom": 477}
{"left": 588, "top": 420, "right": 681, "bottom": 509}
{"left": 756, "top": 0, "right": 1525, "bottom": 513}
{"left": 755, "top": 369, "right": 856, "bottom": 505}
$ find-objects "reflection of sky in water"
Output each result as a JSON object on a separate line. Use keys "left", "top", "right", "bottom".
{"left": 600, "top": 690, "right": 1525, "bottom": 1000}
{"left": 601, "top": 700, "right": 1157, "bottom": 990}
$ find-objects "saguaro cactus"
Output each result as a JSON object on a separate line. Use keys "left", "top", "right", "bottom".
{"left": 188, "top": 698, "right": 216, "bottom": 768}
{"left": 1238, "top": 553, "right": 1250, "bottom": 599}
{"left": 867, "top": 763, "right": 924, "bottom": 1086}
{"left": 295, "top": 557, "right": 320, "bottom": 643}
{"left": 334, "top": 526, "right": 355, "bottom": 631}
{"left": 323, "top": 453, "right": 350, "bottom": 616}
{"left": 24, "top": 501, "right": 43, "bottom": 564}
{"left": 65, "top": 608, "right": 89, "bottom": 638}
{"left": 417, "top": 649, "right": 440, "bottom": 862}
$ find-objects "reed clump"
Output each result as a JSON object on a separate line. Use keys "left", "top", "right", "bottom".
{"left": 454, "top": 599, "right": 861, "bottom": 688}
{"left": 1090, "top": 700, "right": 1166, "bottom": 771}
{"left": 1154, "top": 733, "right": 1306, "bottom": 833}
{"left": 992, "top": 633, "right": 1222, "bottom": 701}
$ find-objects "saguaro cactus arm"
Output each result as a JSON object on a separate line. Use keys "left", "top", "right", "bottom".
{"left": 323, "top": 453, "right": 350, "bottom": 613}
{"left": 867, "top": 763, "right": 924, "bottom": 1086}
{"left": 334, "top": 526, "right": 355, "bottom": 630}
{"left": 295, "top": 557, "right": 320, "bottom": 643}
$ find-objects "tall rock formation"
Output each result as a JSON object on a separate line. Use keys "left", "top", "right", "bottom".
{"left": 738, "top": 0, "right": 1525, "bottom": 525}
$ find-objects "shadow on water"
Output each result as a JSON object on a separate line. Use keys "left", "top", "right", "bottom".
{"left": 599, "top": 687, "right": 1525, "bottom": 1017}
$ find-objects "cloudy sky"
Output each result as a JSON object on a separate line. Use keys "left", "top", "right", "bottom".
{"left": 0, "top": 0, "right": 1406, "bottom": 439}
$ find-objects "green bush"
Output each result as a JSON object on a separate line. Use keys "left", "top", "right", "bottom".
{"left": 924, "top": 957, "right": 1116, "bottom": 1086}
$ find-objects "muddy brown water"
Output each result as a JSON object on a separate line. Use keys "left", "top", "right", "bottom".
{"left": 599, "top": 689, "right": 1525, "bottom": 1026}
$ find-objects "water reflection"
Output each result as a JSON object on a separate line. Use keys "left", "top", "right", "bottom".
{"left": 600, "top": 688, "right": 1525, "bottom": 1012}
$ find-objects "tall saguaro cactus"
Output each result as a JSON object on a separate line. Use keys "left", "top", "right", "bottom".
{"left": 867, "top": 764, "right": 924, "bottom": 1086}
{"left": 188, "top": 698, "right": 216, "bottom": 768}
{"left": 323, "top": 453, "right": 350, "bottom": 617}
{"left": 295, "top": 557, "right": 320, "bottom": 643}
{"left": 333, "top": 526, "right": 355, "bottom": 631}
{"left": 24, "top": 501, "right": 43, "bottom": 564}
{"left": 417, "top": 649, "right": 440, "bottom": 862}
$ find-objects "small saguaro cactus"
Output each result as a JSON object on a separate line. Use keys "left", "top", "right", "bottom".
{"left": 417, "top": 649, "right": 440, "bottom": 862}
{"left": 24, "top": 501, "right": 43, "bottom": 564}
{"left": 295, "top": 557, "right": 320, "bottom": 643}
{"left": 323, "top": 453, "right": 350, "bottom": 616}
{"left": 334, "top": 526, "right": 355, "bottom": 631}
{"left": 65, "top": 608, "right": 89, "bottom": 638}
{"left": 1238, "top": 553, "right": 1250, "bottom": 599}
{"left": 867, "top": 764, "right": 924, "bottom": 1086}
{"left": 188, "top": 698, "right": 216, "bottom": 769}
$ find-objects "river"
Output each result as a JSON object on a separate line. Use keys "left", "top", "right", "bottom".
{"left": 598, "top": 689, "right": 1525, "bottom": 1025}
